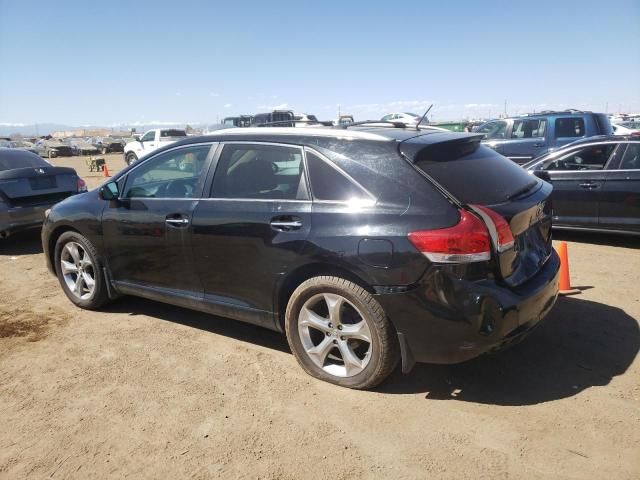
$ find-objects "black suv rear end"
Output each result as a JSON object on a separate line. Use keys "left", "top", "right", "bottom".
{"left": 42, "top": 126, "right": 559, "bottom": 389}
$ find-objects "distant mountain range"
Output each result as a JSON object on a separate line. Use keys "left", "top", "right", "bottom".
{"left": 0, "top": 122, "right": 196, "bottom": 137}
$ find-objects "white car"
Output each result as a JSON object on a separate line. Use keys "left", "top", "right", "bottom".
{"left": 123, "top": 129, "right": 188, "bottom": 165}
{"left": 294, "top": 113, "right": 321, "bottom": 127}
{"left": 612, "top": 123, "right": 640, "bottom": 136}
{"left": 380, "top": 112, "right": 429, "bottom": 125}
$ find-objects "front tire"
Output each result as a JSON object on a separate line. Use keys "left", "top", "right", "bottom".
{"left": 54, "top": 231, "right": 110, "bottom": 310}
{"left": 285, "top": 276, "right": 399, "bottom": 389}
{"left": 125, "top": 152, "right": 138, "bottom": 166}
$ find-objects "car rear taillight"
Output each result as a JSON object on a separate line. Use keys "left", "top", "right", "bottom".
{"left": 408, "top": 209, "right": 491, "bottom": 263}
{"left": 471, "top": 205, "right": 515, "bottom": 252}
{"left": 77, "top": 177, "right": 87, "bottom": 192}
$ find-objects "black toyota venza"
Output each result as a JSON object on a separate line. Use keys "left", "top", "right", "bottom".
{"left": 42, "top": 125, "right": 560, "bottom": 389}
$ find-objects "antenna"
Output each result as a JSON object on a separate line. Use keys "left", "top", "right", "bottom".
{"left": 416, "top": 104, "right": 433, "bottom": 131}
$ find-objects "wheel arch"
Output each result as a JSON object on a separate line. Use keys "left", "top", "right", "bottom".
{"left": 47, "top": 224, "right": 82, "bottom": 271}
{"left": 274, "top": 262, "right": 375, "bottom": 332}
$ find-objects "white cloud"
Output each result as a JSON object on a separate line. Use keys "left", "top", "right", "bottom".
{"left": 210, "top": 92, "right": 220, "bottom": 97}
{"left": 256, "top": 103, "right": 289, "bottom": 111}
{"left": 0, "top": 122, "right": 25, "bottom": 127}
{"left": 224, "top": 103, "right": 232, "bottom": 108}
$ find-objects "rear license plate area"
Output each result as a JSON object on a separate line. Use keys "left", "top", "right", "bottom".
{"left": 30, "top": 176, "right": 57, "bottom": 190}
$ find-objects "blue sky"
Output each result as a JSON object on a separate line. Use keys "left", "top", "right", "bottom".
{"left": 1, "top": 0, "right": 639, "bottom": 126}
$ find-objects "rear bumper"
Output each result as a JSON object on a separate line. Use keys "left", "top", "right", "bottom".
{"left": 375, "top": 250, "right": 560, "bottom": 368}
{"left": 0, "top": 203, "right": 51, "bottom": 238}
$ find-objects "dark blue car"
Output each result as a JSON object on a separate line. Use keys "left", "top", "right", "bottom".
{"left": 474, "top": 110, "right": 613, "bottom": 164}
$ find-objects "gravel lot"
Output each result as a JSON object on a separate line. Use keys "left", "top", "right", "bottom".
{"left": 1, "top": 154, "right": 639, "bottom": 479}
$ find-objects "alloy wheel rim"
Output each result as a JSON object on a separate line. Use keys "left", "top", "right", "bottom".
{"left": 60, "top": 241, "right": 96, "bottom": 300}
{"left": 298, "top": 293, "right": 372, "bottom": 378}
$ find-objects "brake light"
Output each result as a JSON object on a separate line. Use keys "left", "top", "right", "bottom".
{"left": 408, "top": 209, "right": 491, "bottom": 263}
{"left": 471, "top": 205, "right": 515, "bottom": 252}
{"left": 77, "top": 177, "right": 87, "bottom": 192}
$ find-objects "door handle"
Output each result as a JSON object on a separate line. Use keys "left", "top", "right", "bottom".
{"left": 533, "top": 143, "right": 545, "bottom": 147}
{"left": 270, "top": 217, "right": 302, "bottom": 231}
{"left": 579, "top": 182, "right": 599, "bottom": 189}
{"left": 165, "top": 217, "right": 189, "bottom": 226}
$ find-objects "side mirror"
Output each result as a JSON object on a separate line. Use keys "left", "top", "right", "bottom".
{"left": 99, "top": 181, "right": 119, "bottom": 200}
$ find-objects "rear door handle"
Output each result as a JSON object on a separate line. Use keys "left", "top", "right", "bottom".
{"left": 579, "top": 182, "right": 599, "bottom": 189}
{"left": 270, "top": 216, "right": 302, "bottom": 231}
{"left": 533, "top": 143, "right": 545, "bottom": 148}
{"left": 165, "top": 215, "right": 190, "bottom": 226}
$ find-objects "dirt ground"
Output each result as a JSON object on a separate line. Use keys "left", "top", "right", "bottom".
{"left": 0, "top": 154, "right": 639, "bottom": 479}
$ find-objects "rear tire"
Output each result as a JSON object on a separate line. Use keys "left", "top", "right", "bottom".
{"left": 125, "top": 152, "right": 138, "bottom": 166}
{"left": 54, "top": 231, "right": 110, "bottom": 310}
{"left": 285, "top": 276, "right": 399, "bottom": 389}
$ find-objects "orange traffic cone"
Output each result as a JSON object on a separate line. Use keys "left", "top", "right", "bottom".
{"left": 557, "top": 241, "right": 580, "bottom": 295}
{"left": 103, "top": 163, "right": 110, "bottom": 177}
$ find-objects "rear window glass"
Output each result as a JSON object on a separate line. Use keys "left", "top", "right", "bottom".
{"left": 0, "top": 150, "right": 49, "bottom": 171}
{"left": 160, "top": 129, "right": 187, "bottom": 138}
{"left": 412, "top": 143, "right": 538, "bottom": 205}
{"left": 306, "top": 152, "right": 369, "bottom": 202}
{"left": 555, "top": 118, "right": 585, "bottom": 138}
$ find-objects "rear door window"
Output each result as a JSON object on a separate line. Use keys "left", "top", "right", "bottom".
{"left": 306, "top": 151, "right": 371, "bottom": 202}
{"left": 511, "top": 119, "right": 546, "bottom": 139}
{"left": 555, "top": 118, "right": 585, "bottom": 138}
{"left": 211, "top": 143, "right": 304, "bottom": 199}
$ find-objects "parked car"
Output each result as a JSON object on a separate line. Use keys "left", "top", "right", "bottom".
{"left": 222, "top": 116, "right": 253, "bottom": 127}
{"left": 294, "top": 113, "right": 321, "bottom": 127}
{"left": 1, "top": 140, "right": 39, "bottom": 154}
{"left": 42, "top": 126, "right": 560, "bottom": 389}
{"left": 252, "top": 110, "right": 295, "bottom": 127}
{"left": 91, "top": 137, "right": 125, "bottom": 154}
{"left": 0, "top": 148, "right": 86, "bottom": 239}
{"left": 523, "top": 136, "right": 640, "bottom": 235}
{"left": 474, "top": 110, "right": 613, "bottom": 164}
{"left": 123, "top": 128, "right": 188, "bottom": 165}
{"left": 612, "top": 123, "right": 640, "bottom": 136}
{"left": 337, "top": 115, "right": 354, "bottom": 126}
{"left": 65, "top": 138, "right": 99, "bottom": 156}
{"left": 34, "top": 139, "right": 74, "bottom": 158}
{"left": 380, "top": 112, "right": 430, "bottom": 125}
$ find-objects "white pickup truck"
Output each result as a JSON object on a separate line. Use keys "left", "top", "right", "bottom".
{"left": 123, "top": 128, "right": 188, "bottom": 165}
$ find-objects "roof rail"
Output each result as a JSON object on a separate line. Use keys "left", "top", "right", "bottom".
{"left": 340, "top": 120, "right": 409, "bottom": 129}
{"left": 524, "top": 109, "right": 592, "bottom": 116}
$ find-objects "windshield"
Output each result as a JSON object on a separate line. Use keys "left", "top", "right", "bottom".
{"left": 160, "top": 129, "right": 187, "bottom": 138}
{"left": 0, "top": 150, "right": 49, "bottom": 171}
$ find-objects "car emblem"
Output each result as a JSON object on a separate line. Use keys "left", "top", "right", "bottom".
{"left": 35, "top": 168, "right": 46, "bottom": 174}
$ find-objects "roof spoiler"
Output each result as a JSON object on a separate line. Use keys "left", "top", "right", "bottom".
{"left": 399, "top": 133, "right": 484, "bottom": 164}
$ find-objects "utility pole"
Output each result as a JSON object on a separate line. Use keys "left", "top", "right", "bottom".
{"left": 504, "top": 100, "right": 507, "bottom": 117}
{"left": 605, "top": 102, "right": 608, "bottom": 114}
{"left": 338, "top": 104, "right": 341, "bottom": 118}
